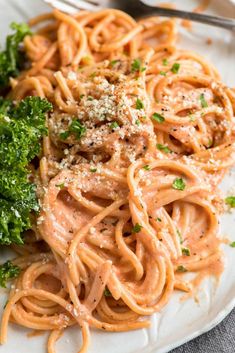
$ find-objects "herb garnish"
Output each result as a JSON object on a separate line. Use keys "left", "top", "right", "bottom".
{"left": 132, "top": 223, "right": 143, "bottom": 233}
{"left": 207, "top": 139, "right": 213, "bottom": 148}
{"left": 59, "top": 131, "right": 70, "bottom": 140}
{"left": 90, "top": 72, "right": 96, "bottom": 79}
{"left": 152, "top": 113, "right": 165, "bottom": 123}
{"left": 70, "top": 120, "right": 86, "bottom": 139}
{"left": 60, "top": 119, "right": 86, "bottom": 141}
{"left": 177, "top": 229, "right": 183, "bottom": 244}
{"left": 0, "top": 22, "right": 31, "bottom": 89}
{"left": 189, "top": 114, "right": 196, "bottom": 122}
{"left": 143, "top": 165, "right": 151, "bottom": 171}
{"left": 162, "top": 58, "right": 168, "bottom": 66}
{"left": 176, "top": 265, "right": 187, "bottom": 273}
{"left": 172, "top": 178, "right": 186, "bottom": 191}
{"left": 136, "top": 98, "right": 144, "bottom": 110}
{"left": 156, "top": 143, "right": 171, "bottom": 153}
{"left": 199, "top": 93, "right": 208, "bottom": 108}
{"left": 56, "top": 183, "right": 65, "bottom": 189}
{"left": 0, "top": 261, "right": 21, "bottom": 288}
{"left": 110, "top": 121, "right": 119, "bottom": 130}
{"left": 0, "top": 97, "right": 52, "bottom": 245}
{"left": 225, "top": 196, "right": 235, "bottom": 208}
{"left": 104, "top": 287, "right": 112, "bottom": 297}
{"left": 182, "top": 247, "right": 191, "bottom": 256}
{"left": 110, "top": 59, "right": 120, "bottom": 67}
{"left": 171, "top": 63, "right": 180, "bottom": 74}
{"left": 131, "top": 58, "right": 146, "bottom": 73}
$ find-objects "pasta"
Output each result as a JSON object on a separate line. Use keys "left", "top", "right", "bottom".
{"left": 1, "top": 8, "right": 235, "bottom": 353}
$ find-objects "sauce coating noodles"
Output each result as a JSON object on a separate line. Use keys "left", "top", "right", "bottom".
{"left": 1, "top": 9, "right": 235, "bottom": 353}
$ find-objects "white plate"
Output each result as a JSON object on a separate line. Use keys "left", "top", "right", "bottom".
{"left": 0, "top": 0, "right": 235, "bottom": 352}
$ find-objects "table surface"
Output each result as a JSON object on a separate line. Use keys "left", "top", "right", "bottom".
{"left": 170, "top": 307, "right": 235, "bottom": 353}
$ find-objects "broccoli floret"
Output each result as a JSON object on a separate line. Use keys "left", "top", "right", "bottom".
{"left": 0, "top": 22, "right": 31, "bottom": 89}
{"left": 0, "top": 260, "right": 21, "bottom": 287}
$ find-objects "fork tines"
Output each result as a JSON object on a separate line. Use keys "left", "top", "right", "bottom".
{"left": 45, "top": 0, "right": 100, "bottom": 13}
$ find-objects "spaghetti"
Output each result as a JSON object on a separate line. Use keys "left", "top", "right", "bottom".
{"left": 1, "top": 8, "right": 235, "bottom": 353}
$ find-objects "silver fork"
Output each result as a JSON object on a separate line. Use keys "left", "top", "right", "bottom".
{"left": 44, "top": 0, "right": 235, "bottom": 31}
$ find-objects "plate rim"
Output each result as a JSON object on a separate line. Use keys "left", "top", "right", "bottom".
{"left": 154, "top": 297, "right": 235, "bottom": 353}
{"left": 0, "top": 1, "right": 235, "bottom": 353}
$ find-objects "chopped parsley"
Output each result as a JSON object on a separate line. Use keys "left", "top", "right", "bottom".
{"left": 156, "top": 217, "right": 162, "bottom": 222}
{"left": 162, "top": 58, "right": 168, "bottom": 66}
{"left": 104, "top": 287, "right": 112, "bottom": 297}
{"left": 159, "top": 71, "right": 166, "bottom": 76}
{"left": 171, "top": 63, "right": 180, "bottom": 74}
{"left": 177, "top": 229, "right": 183, "bottom": 244}
{"left": 110, "top": 121, "right": 119, "bottom": 130}
{"left": 131, "top": 58, "right": 141, "bottom": 72}
{"left": 135, "top": 119, "right": 141, "bottom": 126}
{"left": 132, "top": 223, "right": 142, "bottom": 233}
{"left": 156, "top": 143, "right": 171, "bottom": 153}
{"left": 131, "top": 58, "right": 146, "bottom": 73}
{"left": 56, "top": 183, "right": 65, "bottom": 189}
{"left": 69, "top": 119, "right": 86, "bottom": 139}
{"left": 59, "top": 131, "right": 70, "bottom": 140}
{"left": 230, "top": 242, "right": 235, "bottom": 248}
{"left": 182, "top": 247, "right": 191, "bottom": 256}
{"left": 207, "top": 139, "right": 213, "bottom": 148}
{"left": 176, "top": 265, "right": 187, "bottom": 273}
{"left": 199, "top": 93, "right": 208, "bottom": 108}
{"left": 136, "top": 98, "right": 144, "bottom": 110}
{"left": 152, "top": 113, "right": 165, "bottom": 123}
{"left": 0, "top": 261, "right": 21, "bottom": 288}
{"left": 89, "top": 72, "right": 96, "bottom": 79}
{"left": 189, "top": 114, "right": 196, "bottom": 122}
{"left": 60, "top": 119, "right": 86, "bottom": 141}
{"left": 90, "top": 168, "right": 97, "bottom": 173}
{"left": 225, "top": 196, "right": 235, "bottom": 208}
{"left": 143, "top": 165, "right": 151, "bottom": 171}
{"left": 172, "top": 178, "right": 186, "bottom": 191}
{"left": 110, "top": 59, "right": 120, "bottom": 67}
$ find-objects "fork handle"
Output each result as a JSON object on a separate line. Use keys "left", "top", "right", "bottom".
{"left": 140, "top": 6, "right": 235, "bottom": 32}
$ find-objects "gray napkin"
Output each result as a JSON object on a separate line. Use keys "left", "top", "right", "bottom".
{"left": 170, "top": 308, "right": 235, "bottom": 352}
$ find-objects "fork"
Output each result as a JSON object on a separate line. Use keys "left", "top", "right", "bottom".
{"left": 44, "top": 0, "right": 235, "bottom": 31}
